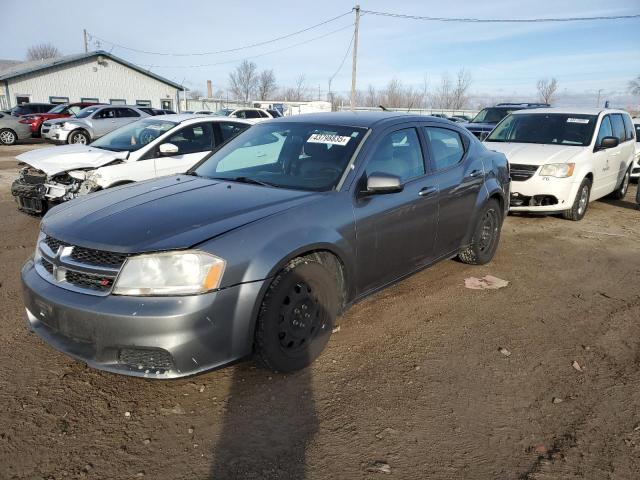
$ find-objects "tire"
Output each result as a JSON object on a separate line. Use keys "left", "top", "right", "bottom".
{"left": 458, "top": 199, "right": 503, "bottom": 265}
{"left": 255, "top": 256, "right": 340, "bottom": 372}
{"left": 610, "top": 167, "right": 631, "bottom": 200}
{"left": 0, "top": 128, "right": 17, "bottom": 145}
{"left": 562, "top": 177, "right": 591, "bottom": 221}
{"left": 68, "top": 130, "right": 90, "bottom": 145}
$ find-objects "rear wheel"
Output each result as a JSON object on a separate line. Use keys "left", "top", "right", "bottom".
{"left": 610, "top": 167, "right": 631, "bottom": 200}
{"left": 0, "top": 128, "right": 17, "bottom": 145}
{"left": 458, "top": 199, "right": 502, "bottom": 265}
{"left": 68, "top": 130, "right": 90, "bottom": 145}
{"left": 255, "top": 256, "right": 340, "bottom": 372}
{"left": 562, "top": 177, "right": 591, "bottom": 221}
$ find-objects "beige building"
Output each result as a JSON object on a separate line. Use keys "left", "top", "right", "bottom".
{"left": 0, "top": 50, "right": 183, "bottom": 111}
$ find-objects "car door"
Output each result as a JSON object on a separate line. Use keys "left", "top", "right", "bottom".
{"left": 115, "top": 107, "right": 142, "bottom": 130}
{"left": 420, "top": 125, "right": 484, "bottom": 256}
{"left": 608, "top": 114, "right": 628, "bottom": 192}
{"left": 91, "top": 108, "right": 118, "bottom": 138}
{"left": 352, "top": 126, "right": 439, "bottom": 295}
{"left": 153, "top": 122, "right": 215, "bottom": 177}
{"left": 592, "top": 115, "right": 615, "bottom": 198}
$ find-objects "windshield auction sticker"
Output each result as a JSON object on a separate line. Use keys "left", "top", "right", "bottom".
{"left": 307, "top": 133, "right": 351, "bottom": 146}
{"left": 566, "top": 118, "right": 590, "bottom": 124}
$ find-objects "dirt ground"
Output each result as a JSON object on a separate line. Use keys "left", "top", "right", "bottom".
{"left": 1, "top": 142, "right": 639, "bottom": 480}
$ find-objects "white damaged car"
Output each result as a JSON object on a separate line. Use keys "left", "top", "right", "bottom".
{"left": 11, "top": 114, "right": 253, "bottom": 214}
{"left": 485, "top": 108, "right": 636, "bottom": 220}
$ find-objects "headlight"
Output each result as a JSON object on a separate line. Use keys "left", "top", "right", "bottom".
{"left": 539, "top": 163, "right": 575, "bottom": 178}
{"left": 112, "top": 250, "right": 225, "bottom": 296}
{"left": 52, "top": 123, "right": 63, "bottom": 129}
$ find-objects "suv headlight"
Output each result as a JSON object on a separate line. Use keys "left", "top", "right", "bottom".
{"left": 113, "top": 250, "right": 225, "bottom": 296}
{"left": 539, "top": 163, "right": 575, "bottom": 178}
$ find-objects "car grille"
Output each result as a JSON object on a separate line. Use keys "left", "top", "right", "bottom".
{"left": 119, "top": 348, "right": 175, "bottom": 372}
{"left": 35, "top": 234, "right": 129, "bottom": 296}
{"left": 510, "top": 164, "right": 539, "bottom": 181}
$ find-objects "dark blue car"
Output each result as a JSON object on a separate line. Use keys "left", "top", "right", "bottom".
{"left": 462, "top": 103, "right": 550, "bottom": 140}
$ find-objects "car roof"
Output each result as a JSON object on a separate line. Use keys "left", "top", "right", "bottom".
{"left": 511, "top": 107, "right": 629, "bottom": 116}
{"left": 152, "top": 114, "right": 254, "bottom": 125}
{"left": 268, "top": 111, "right": 452, "bottom": 128}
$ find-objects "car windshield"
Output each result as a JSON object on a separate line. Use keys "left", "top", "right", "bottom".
{"left": 91, "top": 118, "right": 177, "bottom": 152}
{"left": 76, "top": 106, "right": 100, "bottom": 118}
{"left": 194, "top": 123, "right": 367, "bottom": 191}
{"left": 48, "top": 104, "right": 68, "bottom": 114}
{"left": 471, "top": 108, "right": 513, "bottom": 124}
{"left": 486, "top": 113, "right": 598, "bottom": 146}
{"left": 214, "top": 109, "right": 232, "bottom": 116}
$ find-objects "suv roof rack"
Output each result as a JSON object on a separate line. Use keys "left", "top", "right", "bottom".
{"left": 495, "top": 102, "right": 550, "bottom": 107}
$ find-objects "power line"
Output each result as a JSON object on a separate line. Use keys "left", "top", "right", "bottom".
{"left": 90, "top": 11, "right": 352, "bottom": 57}
{"left": 329, "top": 30, "right": 355, "bottom": 86}
{"left": 361, "top": 9, "right": 640, "bottom": 23}
{"left": 139, "top": 23, "right": 355, "bottom": 69}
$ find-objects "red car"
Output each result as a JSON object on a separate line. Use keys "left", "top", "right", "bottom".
{"left": 19, "top": 102, "right": 101, "bottom": 137}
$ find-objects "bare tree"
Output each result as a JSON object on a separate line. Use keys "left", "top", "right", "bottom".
{"left": 629, "top": 75, "right": 640, "bottom": 96}
{"left": 256, "top": 69, "right": 277, "bottom": 100}
{"left": 228, "top": 60, "right": 259, "bottom": 102}
{"left": 27, "top": 43, "right": 60, "bottom": 61}
{"left": 537, "top": 78, "right": 559, "bottom": 104}
{"left": 366, "top": 84, "right": 378, "bottom": 107}
{"left": 187, "top": 89, "right": 203, "bottom": 100}
{"left": 430, "top": 73, "right": 453, "bottom": 109}
{"left": 451, "top": 69, "right": 472, "bottom": 109}
{"left": 282, "top": 74, "right": 310, "bottom": 101}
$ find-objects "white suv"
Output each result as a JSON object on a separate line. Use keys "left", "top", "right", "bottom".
{"left": 631, "top": 119, "right": 640, "bottom": 181}
{"left": 486, "top": 108, "right": 636, "bottom": 220}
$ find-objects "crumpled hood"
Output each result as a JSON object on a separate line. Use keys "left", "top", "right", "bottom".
{"left": 16, "top": 145, "right": 128, "bottom": 176}
{"left": 42, "top": 175, "right": 321, "bottom": 253}
{"left": 484, "top": 142, "right": 587, "bottom": 166}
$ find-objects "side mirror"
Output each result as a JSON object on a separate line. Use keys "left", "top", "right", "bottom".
{"left": 598, "top": 136, "right": 619, "bottom": 150}
{"left": 159, "top": 143, "right": 179, "bottom": 156}
{"left": 365, "top": 172, "right": 403, "bottom": 194}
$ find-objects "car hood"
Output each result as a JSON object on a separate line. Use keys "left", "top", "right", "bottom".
{"left": 16, "top": 145, "right": 128, "bottom": 176}
{"left": 485, "top": 142, "right": 587, "bottom": 166}
{"left": 42, "top": 175, "right": 322, "bottom": 253}
{"left": 461, "top": 122, "right": 495, "bottom": 132}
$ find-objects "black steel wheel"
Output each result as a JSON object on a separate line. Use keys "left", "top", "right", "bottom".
{"left": 458, "top": 199, "right": 503, "bottom": 265}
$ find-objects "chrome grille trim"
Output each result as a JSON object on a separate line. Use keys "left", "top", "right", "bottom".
{"left": 34, "top": 232, "right": 128, "bottom": 296}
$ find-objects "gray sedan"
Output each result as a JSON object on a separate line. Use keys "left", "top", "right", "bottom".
{"left": 21, "top": 112, "right": 510, "bottom": 378}
{"left": 0, "top": 112, "right": 32, "bottom": 145}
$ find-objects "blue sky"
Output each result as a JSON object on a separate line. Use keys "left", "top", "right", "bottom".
{"left": 3, "top": 0, "right": 640, "bottom": 107}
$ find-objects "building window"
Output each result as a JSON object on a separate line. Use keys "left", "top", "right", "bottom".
{"left": 16, "top": 95, "right": 30, "bottom": 105}
{"left": 160, "top": 99, "right": 173, "bottom": 110}
{"left": 136, "top": 100, "right": 152, "bottom": 107}
{"left": 110, "top": 99, "right": 126, "bottom": 105}
{"left": 81, "top": 97, "right": 99, "bottom": 103}
{"left": 49, "top": 96, "right": 70, "bottom": 104}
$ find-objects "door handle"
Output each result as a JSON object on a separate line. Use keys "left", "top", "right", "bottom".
{"left": 467, "top": 169, "right": 482, "bottom": 178}
{"left": 418, "top": 186, "right": 437, "bottom": 197}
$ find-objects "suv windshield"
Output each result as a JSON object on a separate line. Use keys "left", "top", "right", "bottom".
{"left": 486, "top": 113, "right": 598, "bottom": 146}
{"left": 76, "top": 106, "right": 100, "bottom": 118}
{"left": 91, "top": 118, "right": 177, "bottom": 152}
{"left": 194, "top": 123, "right": 367, "bottom": 191}
{"left": 471, "top": 108, "right": 513, "bottom": 124}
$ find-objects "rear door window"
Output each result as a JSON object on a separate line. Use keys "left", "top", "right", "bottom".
{"left": 117, "top": 108, "right": 141, "bottom": 118}
{"left": 422, "top": 127, "right": 465, "bottom": 171}
{"left": 610, "top": 114, "right": 626, "bottom": 142}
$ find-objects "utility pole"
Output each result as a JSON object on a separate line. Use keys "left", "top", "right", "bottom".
{"left": 350, "top": 4, "right": 360, "bottom": 111}
{"left": 83, "top": 29, "right": 89, "bottom": 53}
{"left": 596, "top": 89, "right": 603, "bottom": 107}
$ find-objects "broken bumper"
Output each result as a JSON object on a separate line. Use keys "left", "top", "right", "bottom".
{"left": 509, "top": 176, "right": 579, "bottom": 213}
{"left": 21, "top": 259, "right": 265, "bottom": 378}
{"left": 11, "top": 179, "right": 48, "bottom": 214}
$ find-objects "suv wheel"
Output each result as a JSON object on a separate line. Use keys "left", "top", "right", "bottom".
{"left": 610, "top": 167, "right": 631, "bottom": 200}
{"left": 68, "top": 130, "right": 89, "bottom": 145}
{"left": 458, "top": 199, "right": 502, "bottom": 265}
{"left": 255, "top": 256, "right": 339, "bottom": 372}
{"left": 562, "top": 177, "right": 591, "bottom": 221}
{"left": 0, "top": 128, "right": 17, "bottom": 145}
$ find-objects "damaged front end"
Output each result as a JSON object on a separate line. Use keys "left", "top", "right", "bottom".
{"left": 12, "top": 167, "right": 100, "bottom": 215}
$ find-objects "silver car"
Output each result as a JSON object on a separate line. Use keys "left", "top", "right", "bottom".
{"left": 0, "top": 111, "right": 32, "bottom": 145}
{"left": 41, "top": 105, "right": 149, "bottom": 145}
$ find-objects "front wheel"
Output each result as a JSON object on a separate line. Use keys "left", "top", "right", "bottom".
{"left": 68, "top": 130, "right": 90, "bottom": 145}
{"left": 458, "top": 199, "right": 503, "bottom": 265}
{"left": 254, "top": 256, "right": 340, "bottom": 372}
{"left": 0, "top": 128, "right": 17, "bottom": 145}
{"left": 562, "top": 177, "right": 591, "bottom": 221}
